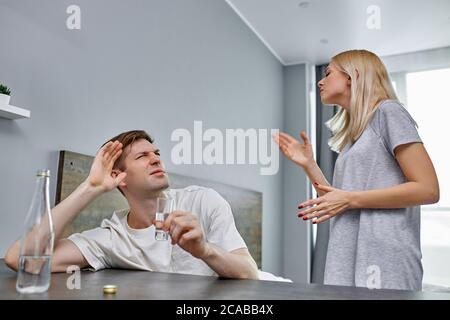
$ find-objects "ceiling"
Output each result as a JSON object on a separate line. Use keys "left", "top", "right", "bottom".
{"left": 226, "top": 0, "right": 450, "bottom": 65}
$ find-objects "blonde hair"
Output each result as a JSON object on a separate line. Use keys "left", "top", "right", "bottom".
{"left": 325, "top": 49, "right": 398, "bottom": 152}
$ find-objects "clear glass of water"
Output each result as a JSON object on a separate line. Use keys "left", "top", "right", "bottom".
{"left": 155, "top": 197, "right": 175, "bottom": 241}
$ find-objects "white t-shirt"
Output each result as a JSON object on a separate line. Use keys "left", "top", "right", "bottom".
{"left": 68, "top": 185, "right": 247, "bottom": 276}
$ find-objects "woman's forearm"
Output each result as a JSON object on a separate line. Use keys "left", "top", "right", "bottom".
{"left": 351, "top": 181, "right": 439, "bottom": 209}
{"left": 303, "top": 161, "right": 332, "bottom": 197}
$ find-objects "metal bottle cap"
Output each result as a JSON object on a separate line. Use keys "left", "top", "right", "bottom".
{"left": 36, "top": 169, "right": 50, "bottom": 177}
{"left": 103, "top": 284, "right": 118, "bottom": 294}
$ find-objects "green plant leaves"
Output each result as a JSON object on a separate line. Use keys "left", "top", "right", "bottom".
{"left": 0, "top": 84, "right": 11, "bottom": 95}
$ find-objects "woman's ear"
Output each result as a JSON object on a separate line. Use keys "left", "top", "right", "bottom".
{"left": 347, "top": 69, "right": 359, "bottom": 85}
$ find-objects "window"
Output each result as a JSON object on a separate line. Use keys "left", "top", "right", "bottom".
{"left": 405, "top": 68, "right": 450, "bottom": 287}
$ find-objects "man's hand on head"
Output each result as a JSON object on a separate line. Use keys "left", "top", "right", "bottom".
{"left": 160, "top": 211, "right": 209, "bottom": 259}
{"left": 86, "top": 140, "right": 127, "bottom": 193}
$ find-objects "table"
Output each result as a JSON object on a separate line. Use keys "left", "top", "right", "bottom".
{"left": 1, "top": 260, "right": 449, "bottom": 300}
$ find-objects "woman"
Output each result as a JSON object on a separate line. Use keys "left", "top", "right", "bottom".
{"left": 274, "top": 49, "right": 439, "bottom": 291}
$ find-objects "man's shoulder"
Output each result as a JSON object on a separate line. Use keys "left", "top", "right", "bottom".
{"left": 170, "top": 185, "right": 217, "bottom": 198}
{"left": 170, "top": 185, "right": 228, "bottom": 209}
{"left": 98, "top": 208, "right": 129, "bottom": 229}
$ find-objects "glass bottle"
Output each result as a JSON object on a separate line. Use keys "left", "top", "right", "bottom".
{"left": 16, "top": 169, "right": 55, "bottom": 294}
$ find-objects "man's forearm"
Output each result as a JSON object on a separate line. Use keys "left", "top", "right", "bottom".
{"left": 51, "top": 180, "right": 103, "bottom": 241}
{"left": 351, "top": 181, "right": 439, "bottom": 210}
{"left": 201, "top": 244, "right": 259, "bottom": 280}
{"left": 4, "top": 180, "right": 102, "bottom": 270}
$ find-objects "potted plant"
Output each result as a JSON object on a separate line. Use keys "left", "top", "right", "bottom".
{"left": 0, "top": 84, "right": 12, "bottom": 105}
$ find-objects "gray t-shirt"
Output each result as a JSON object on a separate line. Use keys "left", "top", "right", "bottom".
{"left": 324, "top": 100, "right": 423, "bottom": 291}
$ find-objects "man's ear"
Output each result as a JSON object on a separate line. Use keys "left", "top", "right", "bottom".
{"left": 112, "top": 169, "right": 127, "bottom": 188}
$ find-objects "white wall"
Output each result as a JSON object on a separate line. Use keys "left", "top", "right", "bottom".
{"left": 282, "top": 64, "right": 312, "bottom": 283}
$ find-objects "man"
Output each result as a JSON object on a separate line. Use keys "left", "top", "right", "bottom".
{"left": 5, "top": 130, "right": 258, "bottom": 279}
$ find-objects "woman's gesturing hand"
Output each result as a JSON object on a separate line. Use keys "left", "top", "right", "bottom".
{"left": 298, "top": 183, "right": 353, "bottom": 224}
{"left": 273, "top": 131, "right": 314, "bottom": 168}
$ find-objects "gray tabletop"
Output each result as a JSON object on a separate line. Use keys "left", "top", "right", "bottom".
{"left": 1, "top": 260, "right": 449, "bottom": 300}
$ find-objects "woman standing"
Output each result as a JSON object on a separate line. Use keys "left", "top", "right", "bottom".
{"left": 274, "top": 49, "right": 439, "bottom": 291}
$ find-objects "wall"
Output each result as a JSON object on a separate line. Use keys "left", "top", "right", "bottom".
{"left": 0, "top": 0, "right": 287, "bottom": 274}
{"left": 281, "top": 64, "right": 312, "bottom": 282}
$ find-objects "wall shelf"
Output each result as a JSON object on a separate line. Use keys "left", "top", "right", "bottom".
{"left": 0, "top": 103, "right": 31, "bottom": 120}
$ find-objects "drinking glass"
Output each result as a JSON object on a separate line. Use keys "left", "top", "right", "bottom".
{"left": 155, "top": 197, "right": 175, "bottom": 241}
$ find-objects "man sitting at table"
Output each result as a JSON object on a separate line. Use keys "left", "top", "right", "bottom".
{"left": 5, "top": 130, "right": 259, "bottom": 279}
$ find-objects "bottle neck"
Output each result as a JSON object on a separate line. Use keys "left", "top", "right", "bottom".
{"left": 35, "top": 176, "right": 50, "bottom": 197}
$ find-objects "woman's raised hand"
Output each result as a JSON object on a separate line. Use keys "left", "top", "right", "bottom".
{"left": 273, "top": 131, "right": 314, "bottom": 168}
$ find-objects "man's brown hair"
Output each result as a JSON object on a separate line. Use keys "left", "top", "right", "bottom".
{"left": 102, "top": 130, "right": 154, "bottom": 197}
{"left": 102, "top": 130, "right": 154, "bottom": 170}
